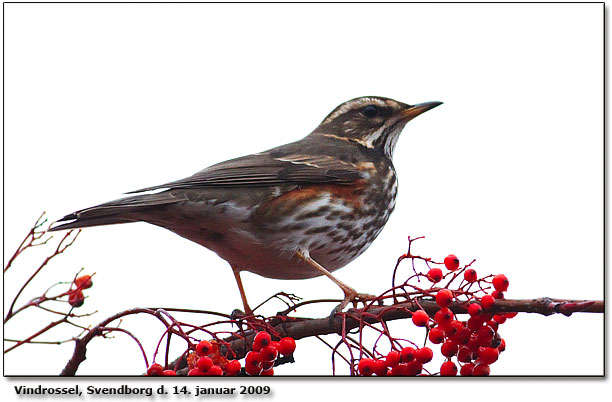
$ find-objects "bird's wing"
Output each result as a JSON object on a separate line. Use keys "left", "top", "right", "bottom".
{"left": 127, "top": 152, "right": 361, "bottom": 193}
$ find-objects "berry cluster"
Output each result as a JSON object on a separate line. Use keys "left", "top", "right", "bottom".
{"left": 244, "top": 332, "right": 297, "bottom": 376}
{"left": 147, "top": 332, "right": 297, "bottom": 376}
{"left": 357, "top": 253, "right": 513, "bottom": 376}
{"left": 67, "top": 275, "right": 93, "bottom": 308}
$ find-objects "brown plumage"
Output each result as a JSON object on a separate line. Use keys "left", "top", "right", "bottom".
{"left": 51, "top": 96, "right": 442, "bottom": 313}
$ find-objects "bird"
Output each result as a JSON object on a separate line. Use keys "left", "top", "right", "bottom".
{"left": 50, "top": 96, "right": 442, "bottom": 314}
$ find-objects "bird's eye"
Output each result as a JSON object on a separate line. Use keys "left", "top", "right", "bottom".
{"left": 361, "top": 105, "right": 379, "bottom": 118}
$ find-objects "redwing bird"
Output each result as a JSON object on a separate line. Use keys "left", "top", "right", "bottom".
{"left": 50, "top": 96, "right": 442, "bottom": 313}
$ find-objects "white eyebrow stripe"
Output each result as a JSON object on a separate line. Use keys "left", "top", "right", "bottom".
{"left": 322, "top": 97, "right": 388, "bottom": 125}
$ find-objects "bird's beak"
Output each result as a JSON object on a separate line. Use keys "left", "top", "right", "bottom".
{"left": 399, "top": 101, "right": 443, "bottom": 121}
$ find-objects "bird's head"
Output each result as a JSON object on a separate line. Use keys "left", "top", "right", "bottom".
{"left": 313, "top": 96, "right": 442, "bottom": 159}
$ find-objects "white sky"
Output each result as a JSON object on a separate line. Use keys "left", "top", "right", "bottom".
{"left": 2, "top": 2, "right": 606, "bottom": 400}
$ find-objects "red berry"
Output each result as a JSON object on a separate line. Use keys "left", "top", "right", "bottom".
{"left": 358, "top": 358, "right": 376, "bottom": 376}
{"left": 400, "top": 347, "right": 416, "bottom": 363}
{"left": 196, "top": 340, "right": 213, "bottom": 356}
{"left": 428, "top": 327, "right": 445, "bottom": 344}
{"left": 162, "top": 369, "right": 176, "bottom": 376}
{"left": 373, "top": 359, "right": 388, "bottom": 376}
{"left": 196, "top": 356, "right": 213, "bottom": 372}
{"left": 444, "top": 254, "right": 460, "bottom": 271}
{"left": 68, "top": 290, "right": 85, "bottom": 307}
{"left": 498, "top": 338, "right": 506, "bottom": 352}
{"left": 426, "top": 268, "right": 443, "bottom": 283}
{"left": 476, "top": 325, "right": 495, "bottom": 347}
{"left": 415, "top": 347, "right": 433, "bottom": 363}
{"left": 206, "top": 365, "right": 223, "bottom": 376}
{"left": 278, "top": 337, "right": 296, "bottom": 356}
{"left": 261, "top": 360, "right": 274, "bottom": 370}
{"left": 505, "top": 312, "right": 518, "bottom": 319}
{"left": 260, "top": 345, "right": 278, "bottom": 362}
{"left": 460, "top": 363, "right": 475, "bottom": 376}
{"left": 472, "top": 363, "right": 491, "bottom": 376}
{"left": 435, "top": 289, "right": 453, "bottom": 308}
{"left": 464, "top": 269, "right": 477, "bottom": 283}
{"left": 405, "top": 360, "right": 423, "bottom": 376}
{"left": 188, "top": 368, "right": 205, "bottom": 376}
{"left": 389, "top": 363, "right": 409, "bottom": 376}
{"left": 468, "top": 303, "right": 482, "bottom": 317}
{"left": 385, "top": 350, "right": 401, "bottom": 367}
{"left": 481, "top": 295, "right": 495, "bottom": 309}
{"left": 492, "top": 274, "right": 509, "bottom": 292}
{"left": 491, "top": 290, "right": 505, "bottom": 300}
{"left": 225, "top": 360, "right": 241, "bottom": 376}
{"left": 245, "top": 351, "right": 262, "bottom": 376}
{"left": 146, "top": 363, "right": 163, "bottom": 376}
{"left": 493, "top": 314, "right": 507, "bottom": 324}
{"left": 479, "top": 347, "right": 499, "bottom": 365}
{"left": 254, "top": 331, "right": 271, "bottom": 348}
{"left": 440, "top": 361, "right": 458, "bottom": 376}
{"left": 434, "top": 308, "right": 453, "bottom": 326}
{"left": 260, "top": 368, "right": 274, "bottom": 376}
{"left": 457, "top": 346, "right": 473, "bottom": 363}
{"left": 441, "top": 340, "right": 459, "bottom": 357}
{"left": 411, "top": 310, "right": 429, "bottom": 327}
{"left": 75, "top": 275, "right": 93, "bottom": 289}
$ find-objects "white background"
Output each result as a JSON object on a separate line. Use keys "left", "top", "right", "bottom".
{"left": 2, "top": 2, "right": 606, "bottom": 400}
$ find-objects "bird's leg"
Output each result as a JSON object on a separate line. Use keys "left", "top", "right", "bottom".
{"left": 231, "top": 265, "right": 253, "bottom": 316}
{"left": 296, "top": 249, "right": 373, "bottom": 312}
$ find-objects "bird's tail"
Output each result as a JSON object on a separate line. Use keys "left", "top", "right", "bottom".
{"left": 49, "top": 192, "right": 178, "bottom": 232}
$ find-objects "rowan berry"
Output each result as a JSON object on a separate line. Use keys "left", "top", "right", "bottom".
{"left": 68, "top": 290, "right": 85, "bottom": 307}
{"left": 476, "top": 325, "right": 495, "bottom": 347}
{"left": 225, "top": 360, "right": 241, "bottom": 376}
{"left": 385, "top": 350, "right": 401, "bottom": 367}
{"left": 498, "top": 338, "right": 506, "bottom": 352}
{"left": 427, "top": 268, "right": 443, "bottom": 283}
{"left": 254, "top": 331, "right": 271, "bottom": 348}
{"left": 460, "top": 363, "right": 475, "bottom": 376}
{"left": 493, "top": 314, "right": 507, "bottom": 324}
{"left": 457, "top": 346, "right": 473, "bottom": 363}
{"left": 492, "top": 274, "right": 509, "bottom": 292}
{"left": 278, "top": 337, "right": 296, "bottom": 355}
{"left": 464, "top": 268, "right": 477, "bottom": 283}
{"left": 146, "top": 363, "right": 163, "bottom": 376}
{"left": 75, "top": 275, "right": 93, "bottom": 289}
{"left": 479, "top": 347, "right": 499, "bottom": 365}
{"left": 492, "top": 290, "right": 505, "bottom": 300}
{"left": 358, "top": 358, "right": 376, "bottom": 376}
{"left": 411, "top": 310, "right": 429, "bottom": 327}
{"left": 389, "top": 363, "right": 409, "bottom": 376}
{"left": 441, "top": 340, "right": 459, "bottom": 357}
{"left": 206, "top": 365, "right": 223, "bottom": 376}
{"left": 373, "top": 360, "right": 388, "bottom": 376}
{"left": 415, "top": 347, "right": 434, "bottom": 363}
{"left": 468, "top": 303, "right": 482, "bottom": 317}
{"left": 505, "top": 312, "right": 518, "bottom": 319}
{"left": 162, "top": 370, "right": 177, "bottom": 376}
{"left": 434, "top": 307, "right": 453, "bottom": 326}
{"left": 196, "top": 356, "right": 213, "bottom": 372}
{"left": 188, "top": 368, "right": 205, "bottom": 376}
{"left": 260, "top": 368, "right": 274, "bottom": 376}
{"left": 405, "top": 360, "right": 423, "bottom": 376}
{"left": 428, "top": 327, "right": 445, "bottom": 344}
{"left": 472, "top": 363, "right": 490, "bottom": 376}
{"left": 245, "top": 351, "right": 262, "bottom": 376}
{"left": 196, "top": 340, "right": 212, "bottom": 356}
{"left": 440, "top": 361, "right": 458, "bottom": 376}
{"left": 444, "top": 254, "right": 460, "bottom": 271}
{"left": 481, "top": 295, "right": 495, "bottom": 309}
{"left": 436, "top": 289, "right": 453, "bottom": 308}
{"left": 261, "top": 360, "right": 274, "bottom": 370}
{"left": 400, "top": 347, "right": 416, "bottom": 363}
{"left": 260, "top": 345, "right": 278, "bottom": 362}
